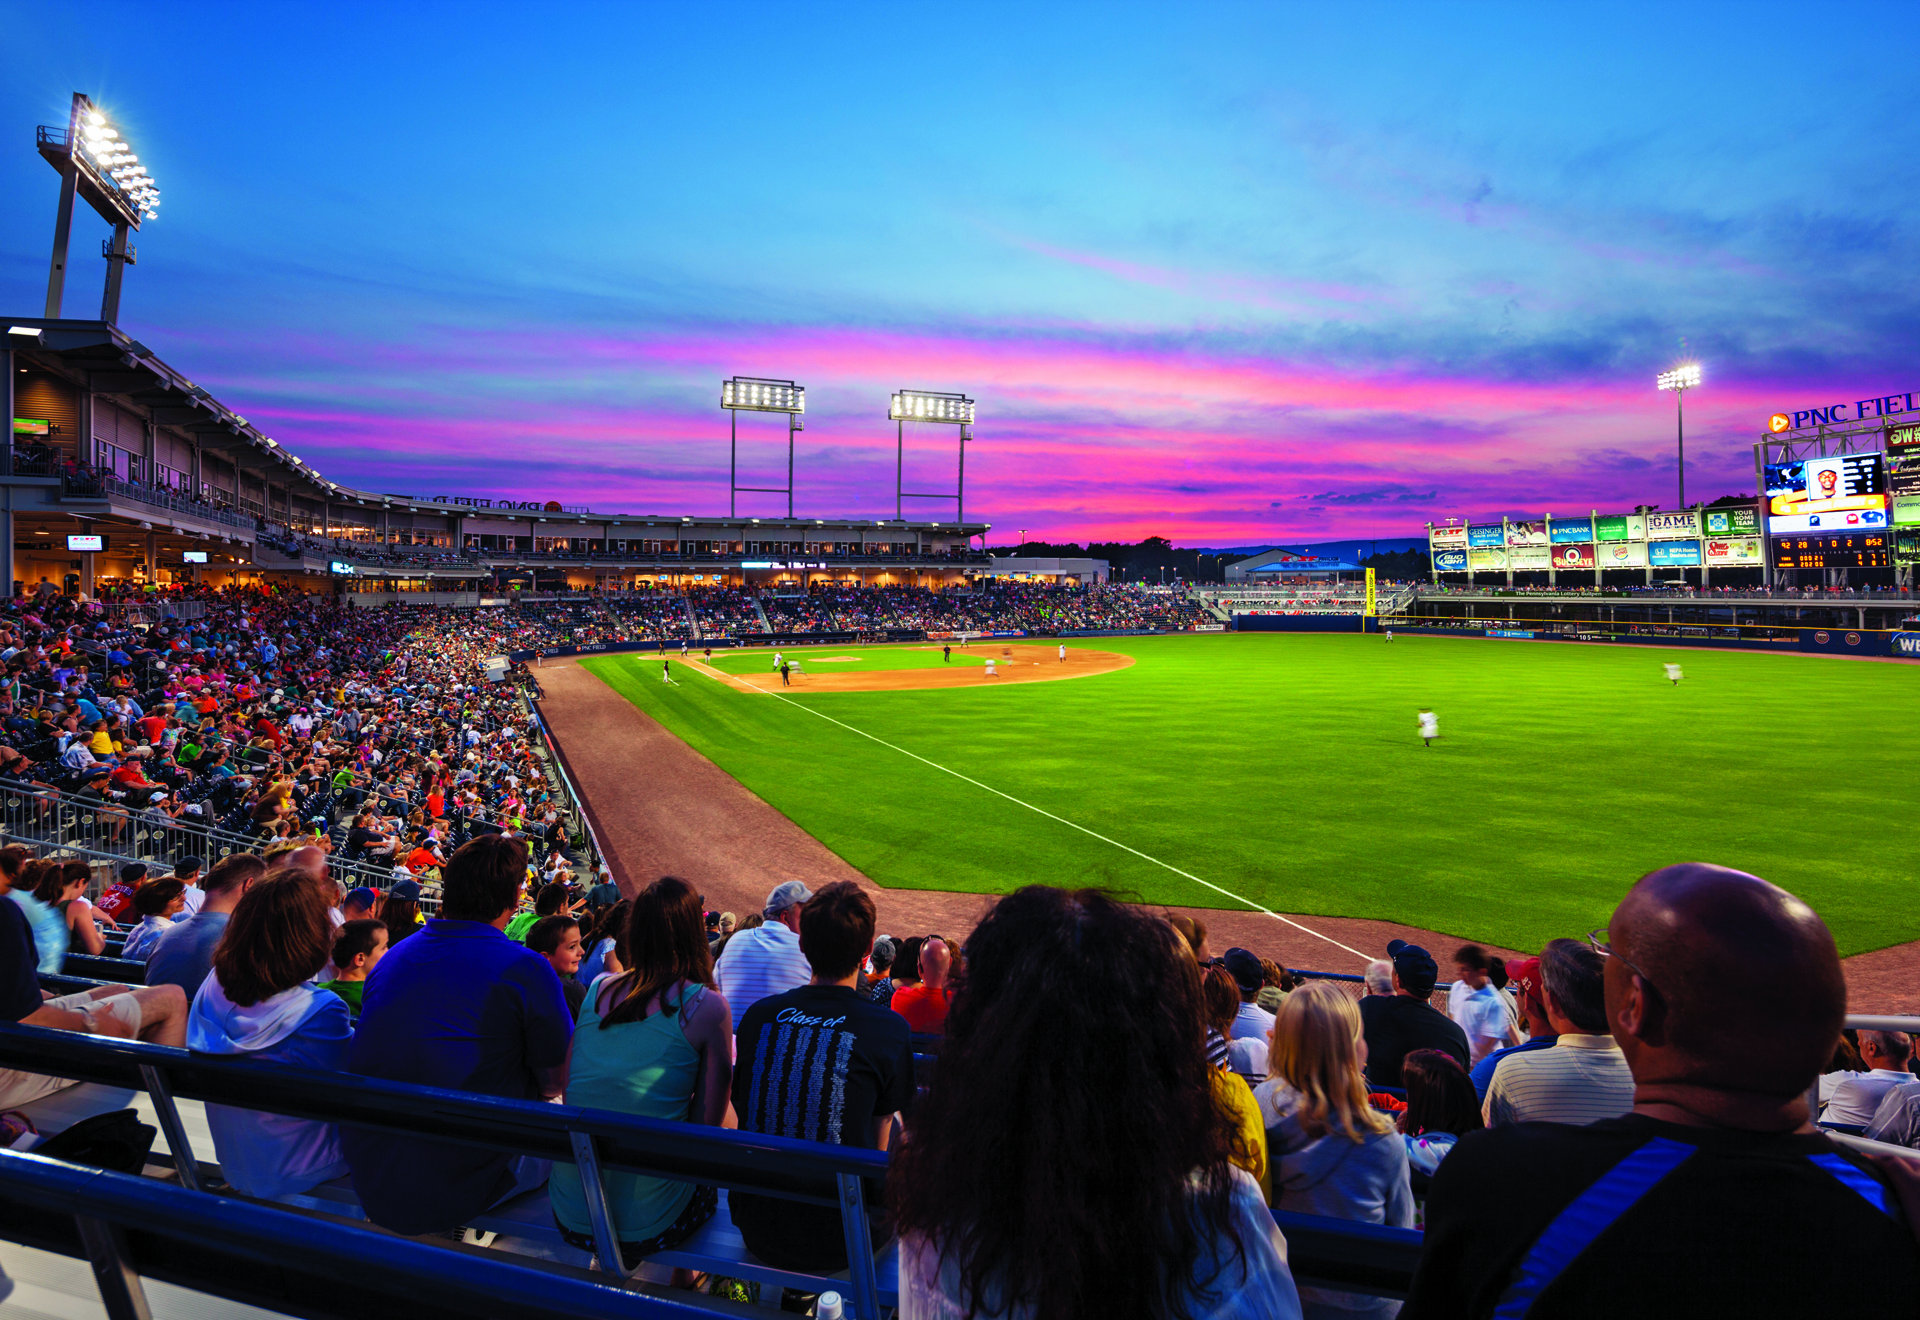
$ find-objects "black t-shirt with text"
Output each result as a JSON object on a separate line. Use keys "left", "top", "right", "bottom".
{"left": 1403, "top": 1113, "right": 1920, "bottom": 1319}
{"left": 728, "top": 984, "right": 914, "bottom": 1270}
{"left": 1359, "top": 993, "right": 1469, "bottom": 1087}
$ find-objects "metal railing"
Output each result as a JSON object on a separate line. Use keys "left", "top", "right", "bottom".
{"left": 65, "top": 475, "right": 256, "bottom": 532}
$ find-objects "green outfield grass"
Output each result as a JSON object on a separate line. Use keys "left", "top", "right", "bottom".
{"left": 579, "top": 635, "right": 1920, "bottom": 957}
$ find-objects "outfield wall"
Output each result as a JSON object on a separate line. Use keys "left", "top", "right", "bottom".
{"left": 1233, "top": 614, "right": 1376, "bottom": 633}
{"left": 1393, "top": 622, "right": 1915, "bottom": 658}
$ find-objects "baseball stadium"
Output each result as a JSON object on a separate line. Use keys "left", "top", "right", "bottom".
{"left": 1, "top": 12, "right": 1919, "bottom": 1320}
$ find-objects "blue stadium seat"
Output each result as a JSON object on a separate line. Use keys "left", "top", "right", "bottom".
{"left": 60, "top": 953, "right": 146, "bottom": 984}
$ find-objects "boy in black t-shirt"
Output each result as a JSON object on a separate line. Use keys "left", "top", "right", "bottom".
{"left": 1358, "top": 939, "right": 1469, "bottom": 1087}
{"left": 728, "top": 880, "right": 913, "bottom": 1271}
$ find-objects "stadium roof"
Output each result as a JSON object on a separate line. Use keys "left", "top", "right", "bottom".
{"left": 1226, "top": 547, "right": 1360, "bottom": 574}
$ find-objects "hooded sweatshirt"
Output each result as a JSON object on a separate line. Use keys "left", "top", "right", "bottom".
{"left": 188, "top": 975, "right": 353, "bottom": 1199}
{"left": 1255, "top": 1079, "right": 1414, "bottom": 1320}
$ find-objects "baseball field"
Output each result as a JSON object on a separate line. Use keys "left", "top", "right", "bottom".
{"left": 577, "top": 634, "right": 1920, "bottom": 958}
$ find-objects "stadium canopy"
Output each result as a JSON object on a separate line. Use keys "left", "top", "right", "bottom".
{"left": 1225, "top": 548, "right": 1359, "bottom": 582}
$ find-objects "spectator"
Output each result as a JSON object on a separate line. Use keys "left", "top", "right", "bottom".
{"left": 527, "top": 914, "right": 587, "bottom": 1019}
{"left": 579, "top": 898, "right": 628, "bottom": 985}
{"left": 1405, "top": 864, "right": 1917, "bottom": 1316}
{"left": 1222, "top": 948, "right": 1276, "bottom": 1044}
{"left": 120, "top": 879, "right": 188, "bottom": 961}
{"left": 1358, "top": 940, "right": 1468, "bottom": 1088}
{"left": 892, "top": 935, "right": 925, "bottom": 994}
{"left": 712, "top": 880, "right": 813, "bottom": 1031}
{"left": 8, "top": 859, "right": 70, "bottom": 972}
{"left": 1200, "top": 964, "right": 1239, "bottom": 1071}
{"left": 33, "top": 859, "right": 107, "bottom": 957}
{"left": 1449, "top": 945, "right": 1518, "bottom": 1065}
{"left": 186, "top": 869, "right": 353, "bottom": 1201}
{"left": 1483, "top": 939, "right": 1633, "bottom": 1127}
{"left": 1257, "top": 979, "right": 1414, "bottom": 1320}
{"left": 344, "top": 835, "right": 573, "bottom": 1236}
{"left": 380, "top": 878, "right": 426, "bottom": 946}
{"left": 549, "top": 876, "right": 731, "bottom": 1278}
{"left": 1169, "top": 912, "right": 1213, "bottom": 963}
{"left": 147, "top": 854, "right": 268, "bottom": 997}
{"left": 92, "top": 862, "right": 148, "bottom": 925}
{"left": 1362, "top": 960, "right": 1394, "bottom": 998}
{"left": 506, "top": 881, "right": 572, "bottom": 944}
{"left": 891, "top": 887, "right": 1301, "bottom": 1319}
{"left": 316, "top": 919, "right": 389, "bottom": 1015}
{"left": 1467, "top": 955, "right": 1557, "bottom": 1101}
{"left": 1398, "top": 1049, "right": 1483, "bottom": 1180}
{"left": 892, "top": 936, "right": 954, "bottom": 1034}
{"left": 865, "top": 935, "right": 897, "bottom": 1007}
{"left": 584, "top": 867, "right": 620, "bottom": 913}
{"left": 731, "top": 880, "right": 912, "bottom": 1283}
{"left": 340, "top": 888, "right": 379, "bottom": 923}
{"left": 172, "top": 857, "right": 207, "bottom": 915}
{"left": 1825, "top": 1031, "right": 1915, "bottom": 1127}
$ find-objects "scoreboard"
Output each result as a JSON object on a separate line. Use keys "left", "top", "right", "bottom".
{"left": 1771, "top": 532, "right": 1891, "bottom": 568}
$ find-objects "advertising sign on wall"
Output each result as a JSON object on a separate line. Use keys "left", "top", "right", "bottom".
{"left": 1896, "top": 529, "right": 1920, "bottom": 565}
{"left": 1889, "top": 425, "right": 1920, "bottom": 526}
{"left": 1549, "top": 518, "right": 1594, "bottom": 543}
{"left": 1429, "top": 526, "right": 1469, "bottom": 549}
{"left": 1467, "top": 546, "right": 1509, "bottom": 571}
{"left": 1433, "top": 548, "right": 1468, "bottom": 572}
{"left": 1768, "top": 508, "right": 1889, "bottom": 535}
{"left": 1702, "top": 506, "right": 1761, "bottom": 536}
{"left": 1468, "top": 524, "right": 1507, "bottom": 548}
{"left": 1509, "top": 545, "right": 1552, "bottom": 569}
{"left": 1550, "top": 543, "right": 1597, "bottom": 570}
{"left": 1505, "top": 520, "right": 1549, "bottom": 547}
{"left": 1646, "top": 510, "right": 1702, "bottom": 540}
{"left": 1703, "top": 537, "right": 1765, "bottom": 564}
{"left": 1648, "top": 540, "right": 1703, "bottom": 567}
{"left": 1596, "top": 540, "right": 1648, "bottom": 568}
{"left": 1593, "top": 514, "right": 1647, "bottom": 542}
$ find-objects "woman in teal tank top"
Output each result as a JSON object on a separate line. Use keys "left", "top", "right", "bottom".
{"left": 549, "top": 877, "right": 734, "bottom": 1279}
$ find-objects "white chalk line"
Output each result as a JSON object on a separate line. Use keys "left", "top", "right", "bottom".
{"left": 708, "top": 673, "right": 1371, "bottom": 963}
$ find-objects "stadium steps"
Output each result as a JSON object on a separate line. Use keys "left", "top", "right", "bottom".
{"left": 750, "top": 597, "right": 773, "bottom": 633}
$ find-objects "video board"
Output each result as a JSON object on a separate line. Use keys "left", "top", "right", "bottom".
{"left": 1766, "top": 452, "right": 1886, "bottom": 533}
{"left": 1771, "top": 532, "right": 1891, "bottom": 569}
{"left": 1890, "top": 425, "right": 1920, "bottom": 526}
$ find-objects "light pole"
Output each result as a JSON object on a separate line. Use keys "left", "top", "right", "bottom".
{"left": 719, "top": 377, "right": 804, "bottom": 518}
{"left": 1656, "top": 364, "right": 1702, "bottom": 509}
{"left": 889, "top": 390, "right": 975, "bottom": 523}
{"left": 39, "top": 94, "right": 161, "bottom": 323}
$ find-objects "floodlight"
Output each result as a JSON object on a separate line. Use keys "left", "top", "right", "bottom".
{"left": 1654, "top": 363, "right": 1702, "bottom": 509}
{"left": 890, "top": 390, "right": 975, "bottom": 424}
{"left": 1656, "top": 365, "right": 1701, "bottom": 392}
{"left": 721, "top": 377, "right": 805, "bottom": 414}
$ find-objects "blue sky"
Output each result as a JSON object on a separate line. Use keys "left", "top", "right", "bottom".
{"left": 2, "top": 2, "right": 1915, "bottom": 541}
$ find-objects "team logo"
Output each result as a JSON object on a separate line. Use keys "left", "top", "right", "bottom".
{"left": 1815, "top": 631, "right": 1830, "bottom": 644}
{"left": 1846, "top": 632, "right": 1861, "bottom": 646}
{"left": 1769, "top": 413, "right": 1792, "bottom": 433}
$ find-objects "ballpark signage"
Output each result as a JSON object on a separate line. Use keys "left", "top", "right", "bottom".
{"left": 1433, "top": 548, "right": 1468, "bottom": 572}
{"left": 1593, "top": 514, "right": 1646, "bottom": 542}
{"left": 1505, "top": 520, "right": 1548, "bottom": 547}
{"left": 1509, "top": 545, "right": 1551, "bottom": 570}
{"left": 1890, "top": 425, "right": 1920, "bottom": 525}
{"left": 1429, "top": 526, "right": 1469, "bottom": 549}
{"left": 1648, "top": 540, "right": 1703, "bottom": 567}
{"left": 1468, "top": 524, "right": 1506, "bottom": 547}
{"left": 1596, "top": 540, "right": 1648, "bottom": 568}
{"left": 1645, "top": 510, "right": 1701, "bottom": 540}
{"left": 1768, "top": 390, "right": 1917, "bottom": 433}
{"left": 1551, "top": 543, "right": 1596, "bottom": 570}
{"left": 1703, "top": 537, "right": 1764, "bottom": 563}
{"left": 1467, "top": 546, "right": 1508, "bottom": 571}
{"left": 1702, "top": 506, "right": 1761, "bottom": 536}
{"left": 1550, "top": 518, "right": 1594, "bottom": 543}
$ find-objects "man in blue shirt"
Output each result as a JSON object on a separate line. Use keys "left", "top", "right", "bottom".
{"left": 145, "top": 854, "right": 266, "bottom": 998}
{"left": 343, "top": 834, "right": 572, "bottom": 1236}
{"left": 1468, "top": 954, "right": 1558, "bottom": 1100}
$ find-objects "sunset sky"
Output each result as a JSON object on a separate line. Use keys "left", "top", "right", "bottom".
{"left": 3, "top": 2, "right": 1916, "bottom": 544}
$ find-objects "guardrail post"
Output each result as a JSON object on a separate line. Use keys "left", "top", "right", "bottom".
{"left": 76, "top": 1214, "right": 155, "bottom": 1320}
{"left": 138, "top": 1064, "right": 200, "bottom": 1192}
{"left": 835, "top": 1172, "right": 881, "bottom": 1320}
{"left": 567, "top": 1129, "right": 632, "bottom": 1281}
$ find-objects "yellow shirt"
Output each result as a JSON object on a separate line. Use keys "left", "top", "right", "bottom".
{"left": 88, "top": 730, "right": 115, "bottom": 755}
{"left": 1211, "top": 1066, "right": 1270, "bottom": 1202}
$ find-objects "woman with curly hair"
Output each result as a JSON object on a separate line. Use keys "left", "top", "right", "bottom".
{"left": 890, "top": 887, "right": 1300, "bottom": 1320}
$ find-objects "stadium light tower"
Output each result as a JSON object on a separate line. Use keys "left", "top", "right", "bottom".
{"left": 720, "top": 377, "right": 804, "bottom": 518}
{"left": 1656, "top": 364, "right": 1701, "bottom": 509}
{"left": 39, "top": 93, "right": 162, "bottom": 324}
{"left": 889, "top": 390, "right": 975, "bottom": 523}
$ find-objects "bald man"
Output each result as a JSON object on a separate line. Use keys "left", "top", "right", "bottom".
{"left": 1404, "top": 864, "right": 1917, "bottom": 1318}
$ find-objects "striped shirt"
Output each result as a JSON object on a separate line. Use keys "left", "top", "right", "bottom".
{"left": 1484, "top": 1034, "right": 1635, "bottom": 1127}
{"left": 712, "top": 921, "right": 813, "bottom": 1030}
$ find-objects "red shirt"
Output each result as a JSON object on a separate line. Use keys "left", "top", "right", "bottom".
{"left": 891, "top": 983, "right": 952, "bottom": 1034}
{"left": 94, "top": 883, "right": 137, "bottom": 922}
{"left": 138, "top": 715, "right": 168, "bottom": 744}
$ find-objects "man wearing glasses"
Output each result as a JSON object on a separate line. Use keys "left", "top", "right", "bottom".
{"left": 1404, "top": 863, "right": 1918, "bottom": 1317}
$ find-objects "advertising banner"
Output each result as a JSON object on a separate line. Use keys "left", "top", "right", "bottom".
{"left": 1433, "top": 549, "right": 1469, "bottom": 573}
{"left": 1505, "top": 519, "right": 1548, "bottom": 547}
{"left": 1896, "top": 530, "right": 1920, "bottom": 565}
{"left": 1468, "top": 524, "right": 1507, "bottom": 548}
{"left": 1768, "top": 508, "right": 1889, "bottom": 535}
{"left": 1550, "top": 518, "right": 1594, "bottom": 543}
{"left": 1467, "top": 546, "right": 1508, "bottom": 571}
{"left": 1593, "top": 514, "right": 1646, "bottom": 542}
{"left": 1646, "top": 510, "right": 1702, "bottom": 540}
{"left": 1596, "top": 540, "right": 1648, "bottom": 569}
{"left": 1550, "top": 543, "right": 1597, "bottom": 570}
{"left": 1703, "top": 537, "right": 1764, "bottom": 564}
{"left": 1648, "top": 540, "right": 1703, "bottom": 567}
{"left": 1895, "top": 633, "right": 1920, "bottom": 657}
{"left": 1428, "top": 525, "right": 1469, "bottom": 549}
{"left": 1509, "top": 545, "right": 1551, "bottom": 569}
{"left": 1890, "top": 426, "right": 1920, "bottom": 525}
{"left": 1702, "top": 506, "right": 1762, "bottom": 536}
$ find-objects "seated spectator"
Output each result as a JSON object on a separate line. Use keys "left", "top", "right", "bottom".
{"left": 34, "top": 859, "right": 107, "bottom": 957}
{"left": 340, "top": 887, "right": 379, "bottom": 923}
{"left": 549, "top": 877, "right": 730, "bottom": 1277}
{"left": 1824, "top": 1030, "right": 1915, "bottom": 1128}
{"left": 731, "top": 881, "right": 911, "bottom": 1278}
{"left": 713, "top": 880, "right": 813, "bottom": 1031}
{"left": 120, "top": 879, "right": 188, "bottom": 961}
{"left": 147, "top": 855, "right": 268, "bottom": 996}
{"left": 891, "top": 887, "right": 1300, "bottom": 1318}
{"left": 505, "top": 881, "right": 571, "bottom": 944}
{"left": 1483, "top": 939, "right": 1633, "bottom": 1127}
{"left": 1223, "top": 947, "right": 1275, "bottom": 1043}
{"left": 92, "top": 861, "right": 149, "bottom": 925}
{"left": 1257, "top": 980, "right": 1413, "bottom": 1320}
{"left": 1362, "top": 959, "right": 1394, "bottom": 998}
{"left": 891, "top": 935, "right": 954, "bottom": 1034}
{"left": 187, "top": 869, "right": 353, "bottom": 1201}
{"left": 527, "top": 914, "right": 586, "bottom": 1019}
{"left": 316, "top": 919, "right": 388, "bottom": 1015}
{"left": 1358, "top": 940, "right": 1468, "bottom": 1088}
{"left": 584, "top": 867, "right": 620, "bottom": 913}
{"left": 380, "top": 878, "right": 426, "bottom": 946}
{"left": 579, "top": 898, "right": 628, "bottom": 985}
{"left": 1398, "top": 1049, "right": 1483, "bottom": 1179}
{"left": 864, "top": 935, "right": 897, "bottom": 1007}
{"left": 10, "top": 858, "right": 71, "bottom": 973}
{"left": 1820, "top": 1031, "right": 1867, "bottom": 1109}
{"left": 1200, "top": 963, "right": 1238, "bottom": 1071}
{"left": 172, "top": 857, "right": 207, "bottom": 915}
{"left": 1406, "top": 864, "right": 1918, "bottom": 1315}
{"left": 344, "top": 835, "right": 573, "bottom": 1236}
{"left": 1449, "top": 945, "right": 1519, "bottom": 1064}
{"left": 1467, "top": 955, "right": 1557, "bottom": 1101}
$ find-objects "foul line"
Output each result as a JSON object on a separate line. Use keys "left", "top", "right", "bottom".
{"left": 728, "top": 678, "right": 1369, "bottom": 963}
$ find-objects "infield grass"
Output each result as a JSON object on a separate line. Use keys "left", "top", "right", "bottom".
{"left": 579, "top": 635, "right": 1920, "bottom": 957}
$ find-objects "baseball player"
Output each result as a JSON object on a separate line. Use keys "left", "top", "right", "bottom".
{"left": 985, "top": 659, "right": 997, "bottom": 679}
{"left": 1058, "top": 643, "right": 1067, "bottom": 663}
{"left": 1664, "top": 663, "right": 1683, "bottom": 687}
{"left": 1418, "top": 708, "right": 1438, "bottom": 747}
{"left": 662, "top": 658, "right": 671, "bottom": 685}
